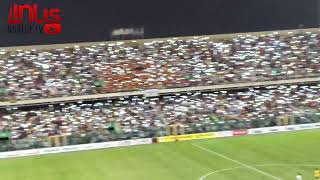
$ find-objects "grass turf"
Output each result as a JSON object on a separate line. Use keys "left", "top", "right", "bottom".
{"left": 0, "top": 130, "right": 319, "bottom": 180}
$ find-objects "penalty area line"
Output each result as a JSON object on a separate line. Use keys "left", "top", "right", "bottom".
{"left": 191, "top": 143, "right": 283, "bottom": 180}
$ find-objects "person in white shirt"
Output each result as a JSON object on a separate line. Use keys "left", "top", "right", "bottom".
{"left": 296, "top": 173, "right": 302, "bottom": 180}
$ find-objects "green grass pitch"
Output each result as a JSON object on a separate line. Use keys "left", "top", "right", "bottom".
{"left": 1, "top": 130, "right": 320, "bottom": 180}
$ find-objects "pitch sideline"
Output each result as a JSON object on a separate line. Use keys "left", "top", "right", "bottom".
{"left": 197, "top": 163, "right": 320, "bottom": 180}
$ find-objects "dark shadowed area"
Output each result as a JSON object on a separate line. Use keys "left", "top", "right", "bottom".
{"left": 0, "top": 0, "right": 318, "bottom": 47}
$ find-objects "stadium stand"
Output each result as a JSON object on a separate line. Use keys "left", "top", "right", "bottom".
{"left": 0, "top": 29, "right": 320, "bottom": 102}
{"left": 0, "top": 84, "right": 320, "bottom": 151}
{"left": 0, "top": 28, "right": 320, "bottom": 152}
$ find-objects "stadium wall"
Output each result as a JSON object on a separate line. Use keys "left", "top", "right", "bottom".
{"left": 0, "top": 123, "right": 319, "bottom": 159}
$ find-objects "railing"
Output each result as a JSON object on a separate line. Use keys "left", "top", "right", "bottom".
{"left": 1, "top": 76, "right": 320, "bottom": 107}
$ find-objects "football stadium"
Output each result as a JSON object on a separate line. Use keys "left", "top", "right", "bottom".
{"left": 1, "top": 1, "right": 320, "bottom": 180}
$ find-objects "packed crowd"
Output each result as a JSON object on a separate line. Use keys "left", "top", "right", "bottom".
{"left": 0, "top": 84, "right": 319, "bottom": 144}
{"left": 1, "top": 30, "right": 320, "bottom": 101}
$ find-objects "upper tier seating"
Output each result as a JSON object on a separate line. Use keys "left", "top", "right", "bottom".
{"left": 0, "top": 30, "right": 319, "bottom": 101}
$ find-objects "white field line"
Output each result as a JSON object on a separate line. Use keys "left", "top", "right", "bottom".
{"left": 199, "top": 167, "right": 242, "bottom": 180}
{"left": 192, "top": 143, "right": 283, "bottom": 180}
{"left": 198, "top": 163, "right": 320, "bottom": 180}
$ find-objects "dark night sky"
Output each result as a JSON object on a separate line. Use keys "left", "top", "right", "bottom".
{"left": 0, "top": 0, "right": 318, "bottom": 47}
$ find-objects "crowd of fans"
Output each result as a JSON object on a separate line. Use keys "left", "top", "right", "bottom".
{"left": 1, "top": 30, "right": 320, "bottom": 101}
{"left": 0, "top": 30, "right": 320, "bottom": 152}
{"left": 0, "top": 84, "right": 319, "bottom": 148}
